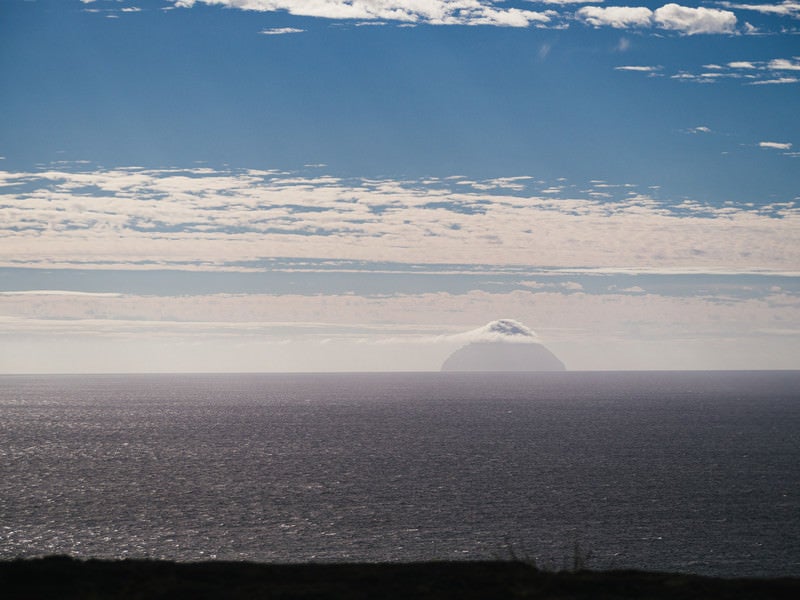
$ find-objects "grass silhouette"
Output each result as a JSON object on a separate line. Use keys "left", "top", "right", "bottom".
{"left": 2, "top": 556, "right": 799, "bottom": 599}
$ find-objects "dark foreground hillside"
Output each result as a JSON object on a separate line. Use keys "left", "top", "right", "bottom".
{"left": 2, "top": 557, "right": 799, "bottom": 600}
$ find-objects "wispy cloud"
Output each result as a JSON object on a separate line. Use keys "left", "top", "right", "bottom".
{"left": 718, "top": 1, "right": 800, "bottom": 19}
{"left": 82, "top": 1, "right": 144, "bottom": 17}
{"left": 760, "top": 140, "right": 793, "bottom": 149}
{"left": 615, "top": 65, "right": 662, "bottom": 72}
{"left": 0, "top": 290, "right": 123, "bottom": 297}
{"left": 260, "top": 27, "right": 305, "bottom": 35}
{"left": 748, "top": 76, "right": 800, "bottom": 84}
{"left": 624, "top": 56, "right": 800, "bottom": 84}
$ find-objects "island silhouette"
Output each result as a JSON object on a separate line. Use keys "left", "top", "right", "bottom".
{"left": 441, "top": 319, "right": 566, "bottom": 372}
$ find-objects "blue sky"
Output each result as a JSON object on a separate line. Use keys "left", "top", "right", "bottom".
{"left": 1, "top": 0, "right": 798, "bottom": 372}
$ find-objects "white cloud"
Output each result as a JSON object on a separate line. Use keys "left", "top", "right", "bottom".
{"left": 534, "top": 0, "right": 602, "bottom": 3}
{"left": 171, "top": 1, "right": 552, "bottom": 27}
{"left": 749, "top": 77, "right": 799, "bottom": 84}
{"left": 760, "top": 141, "right": 793, "bottom": 149}
{"left": 0, "top": 290, "right": 122, "bottom": 298}
{"left": 578, "top": 4, "right": 737, "bottom": 34}
{"left": 577, "top": 6, "right": 654, "bottom": 28}
{"left": 624, "top": 57, "right": 800, "bottom": 85}
{"left": 1, "top": 166, "right": 798, "bottom": 274}
{"left": 768, "top": 58, "right": 800, "bottom": 70}
{"left": 454, "top": 318, "right": 540, "bottom": 343}
{"left": 260, "top": 27, "right": 305, "bottom": 34}
{"left": 615, "top": 65, "right": 662, "bottom": 72}
{"left": 468, "top": 176, "right": 533, "bottom": 191}
{"left": 718, "top": 1, "right": 800, "bottom": 19}
{"left": 689, "top": 126, "right": 712, "bottom": 133}
{"left": 653, "top": 4, "right": 737, "bottom": 34}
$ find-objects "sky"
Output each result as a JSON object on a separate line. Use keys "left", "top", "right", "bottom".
{"left": 0, "top": 0, "right": 798, "bottom": 373}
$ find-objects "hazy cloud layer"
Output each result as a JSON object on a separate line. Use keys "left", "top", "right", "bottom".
{"left": 2, "top": 286, "right": 796, "bottom": 338}
{"left": 1, "top": 166, "right": 797, "bottom": 273}
{"left": 2, "top": 287, "right": 797, "bottom": 371}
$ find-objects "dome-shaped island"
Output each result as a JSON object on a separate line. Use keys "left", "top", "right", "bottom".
{"left": 441, "top": 319, "right": 565, "bottom": 372}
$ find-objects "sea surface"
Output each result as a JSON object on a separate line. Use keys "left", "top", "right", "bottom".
{"left": 1, "top": 371, "right": 798, "bottom": 577}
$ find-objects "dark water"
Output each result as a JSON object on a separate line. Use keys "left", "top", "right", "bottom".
{"left": 1, "top": 372, "right": 798, "bottom": 577}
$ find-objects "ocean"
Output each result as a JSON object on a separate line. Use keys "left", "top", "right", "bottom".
{"left": 1, "top": 371, "right": 798, "bottom": 577}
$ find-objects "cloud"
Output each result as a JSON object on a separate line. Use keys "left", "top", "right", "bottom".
{"left": 81, "top": 2, "right": 144, "bottom": 17}
{"left": 260, "top": 27, "right": 305, "bottom": 35}
{"left": 535, "top": 0, "right": 603, "bottom": 3}
{"left": 654, "top": 4, "right": 737, "bottom": 34}
{"left": 450, "top": 318, "right": 541, "bottom": 344}
{"left": 760, "top": 141, "right": 793, "bottom": 149}
{"left": 689, "top": 126, "right": 712, "bottom": 133}
{"left": 171, "top": 1, "right": 553, "bottom": 27}
{"left": 3, "top": 288, "right": 798, "bottom": 372}
{"left": 768, "top": 58, "right": 800, "bottom": 70}
{"left": 1, "top": 166, "right": 798, "bottom": 274}
{"left": 578, "top": 4, "right": 737, "bottom": 34}
{"left": 577, "top": 6, "right": 654, "bottom": 28}
{"left": 0, "top": 290, "right": 122, "bottom": 298}
{"left": 718, "top": 1, "right": 800, "bottom": 19}
{"left": 622, "top": 56, "right": 800, "bottom": 85}
{"left": 615, "top": 65, "right": 662, "bottom": 72}
{"left": 748, "top": 77, "right": 799, "bottom": 84}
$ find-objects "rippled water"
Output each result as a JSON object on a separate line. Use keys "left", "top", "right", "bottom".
{"left": 1, "top": 371, "right": 798, "bottom": 577}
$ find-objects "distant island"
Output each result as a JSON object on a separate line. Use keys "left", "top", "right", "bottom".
{"left": 441, "top": 319, "right": 566, "bottom": 372}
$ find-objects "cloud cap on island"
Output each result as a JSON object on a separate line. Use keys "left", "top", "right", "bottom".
{"left": 458, "top": 319, "right": 541, "bottom": 344}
